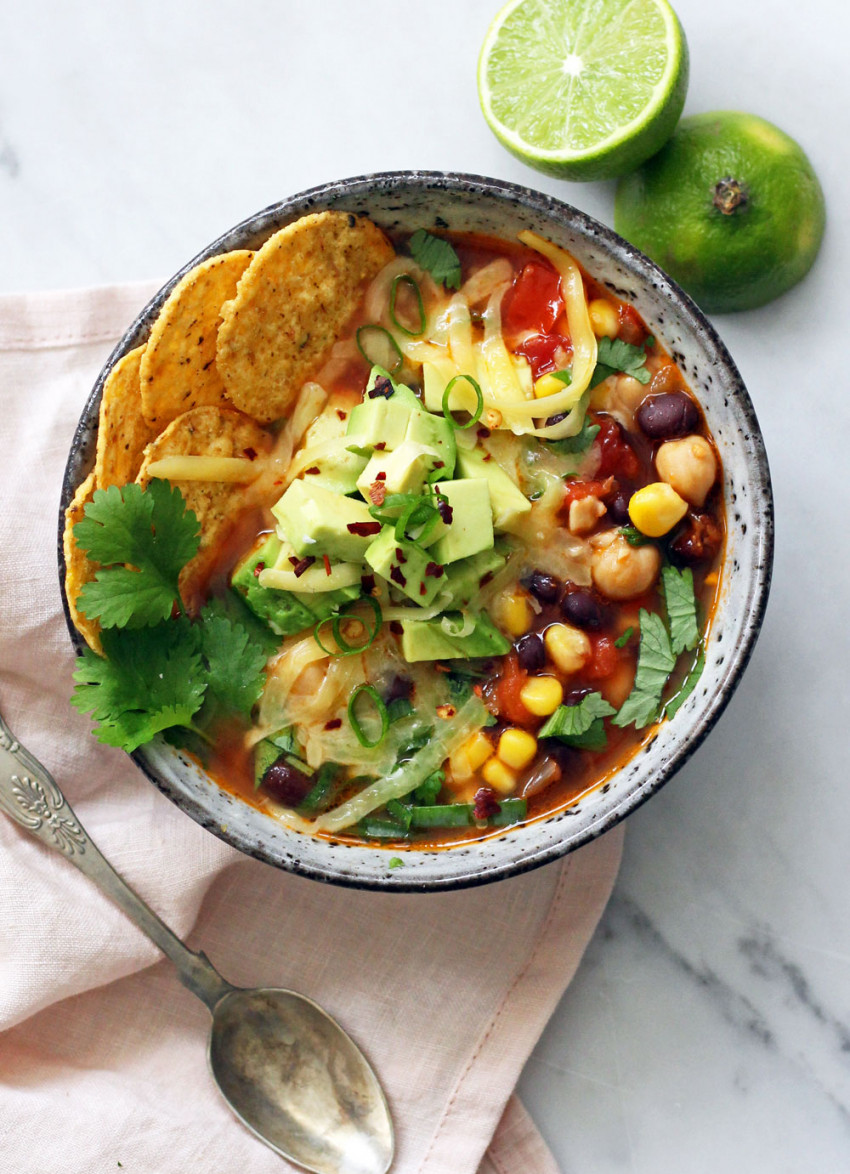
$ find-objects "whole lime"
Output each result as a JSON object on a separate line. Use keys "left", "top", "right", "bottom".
{"left": 614, "top": 111, "right": 826, "bottom": 312}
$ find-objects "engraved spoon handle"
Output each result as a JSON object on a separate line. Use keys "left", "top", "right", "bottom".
{"left": 0, "top": 711, "right": 232, "bottom": 1010}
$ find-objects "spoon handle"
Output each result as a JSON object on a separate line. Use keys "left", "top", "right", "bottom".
{"left": 0, "top": 711, "right": 232, "bottom": 1011}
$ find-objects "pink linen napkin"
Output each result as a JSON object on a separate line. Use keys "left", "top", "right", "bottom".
{"left": 0, "top": 284, "right": 624, "bottom": 1174}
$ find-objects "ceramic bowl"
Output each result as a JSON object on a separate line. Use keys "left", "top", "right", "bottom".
{"left": 58, "top": 171, "right": 774, "bottom": 891}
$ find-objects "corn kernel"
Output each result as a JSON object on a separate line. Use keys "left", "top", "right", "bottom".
{"left": 588, "top": 298, "right": 620, "bottom": 338}
{"left": 544, "top": 623, "right": 591, "bottom": 675}
{"left": 497, "top": 590, "right": 533, "bottom": 638}
{"left": 482, "top": 756, "right": 518, "bottom": 795}
{"left": 533, "top": 371, "right": 571, "bottom": 399}
{"left": 498, "top": 728, "right": 538, "bottom": 771}
{"left": 464, "top": 731, "right": 494, "bottom": 772}
{"left": 628, "top": 482, "right": 688, "bottom": 537}
{"left": 519, "top": 676, "right": 564, "bottom": 716}
{"left": 448, "top": 746, "right": 473, "bottom": 782}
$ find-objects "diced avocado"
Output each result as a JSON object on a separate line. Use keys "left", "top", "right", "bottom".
{"left": 272, "top": 480, "right": 377, "bottom": 562}
{"left": 231, "top": 535, "right": 316, "bottom": 636}
{"left": 429, "top": 478, "right": 494, "bottom": 565}
{"left": 356, "top": 440, "right": 441, "bottom": 500}
{"left": 232, "top": 534, "right": 361, "bottom": 635}
{"left": 404, "top": 407, "right": 456, "bottom": 478}
{"left": 346, "top": 371, "right": 420, "bottom": 452}
{"left": 455, "top": 448, "right": 531, "bottom": 531}
{"left": 364, "top": 526, "right": 446, "bottom": 607}
{"left": 400, "top": 610, "right": 511, "bottom": 662}
{"left": 301, "top": 439, "right": 368, "bottom": 496}
{"left": 442, "top": 546, "right": 508, "bottom": 609}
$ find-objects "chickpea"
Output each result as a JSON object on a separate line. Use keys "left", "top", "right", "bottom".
{"left": 588, "top": 372, "right": 646, "bottom": 419}
{"left": 655, "top": 435, "right": 717, "bottom": 507}
{"left": 613, "top": 373, "right": 649, "bottom": 415}
{"left": 590, "top": 530, "right": 661, "bottom": 600}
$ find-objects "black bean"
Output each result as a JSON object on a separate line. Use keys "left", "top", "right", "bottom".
{"left": 635, "top": 392, "right": 699, "bottom": 440}
{"left": 561, "top": 589, "right": 606, "bottom": 630}
{"left": 383, "top": 674, "right": 413, "bottom": 704}
{"left": 527, "top": 571, "right": 561, "bottom": 603}
{"left": 516, "top": 632, "right": 545, "bottom": 672}
{"left": 262, "top": 760, "right": 313, "bottom": 808}
{"left": 607, "top": 491, "right": 631, "bottom": 525}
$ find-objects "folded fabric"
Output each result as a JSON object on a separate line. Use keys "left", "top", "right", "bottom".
{"left": 0, "top": 284, "right": 623, "bottom": 1174}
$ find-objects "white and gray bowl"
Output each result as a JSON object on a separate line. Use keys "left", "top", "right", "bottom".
{"left": 59, "top": 172, "right": 774, "bottom": 892}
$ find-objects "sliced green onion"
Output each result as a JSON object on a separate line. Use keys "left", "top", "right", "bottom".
{"left": 386, "top": 798, "right": 414, "bottom": 829}
{"left": 348, "top": 684, "right": 390, "bottom": 748}
{"left": 297, "top": 762, "right": 343, "bottom": 817}
{"left": 314, "top": 596, "right": 382, "bottom": 658}
{"left": 442, "top": 374, "right": 484, "bottom": 430}
{"left": 389, "top": 274, "right": 425, "bottom": 337}
{"left": 409, "top": 803, "right": 475, "bottom": 829}
{"left": 358, "top": 816, "right": 409, "bottom": 839}
{"left": 394, "top": 497, "right": 440, "bottom": 544}
{"left": 412, "top": 769, "right": 444, "bottom": 805}
{"left": 356, "top": 325, "right": 403, "bottom": 375}
{"left": 489, "top": 798, "right": 527, "bottom": 826}
{"left": 368, "top": 491, "right": 420, "bottom": 524}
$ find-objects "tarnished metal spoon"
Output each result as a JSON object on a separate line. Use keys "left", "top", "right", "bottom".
{"left": 0, "top": 711, "right": 394, "bottom": 1174}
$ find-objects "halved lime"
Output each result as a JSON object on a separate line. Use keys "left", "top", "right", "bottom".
{"left": 478, "top": 0, "right": 689, "bottom": 182}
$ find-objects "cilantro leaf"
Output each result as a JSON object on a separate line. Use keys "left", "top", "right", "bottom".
{"left": 661, "top": 565, "right": 700, "bottom": 655}
{"left": 665, "top": 647, "right": 706, "bottom": 720}
{"left": 71, "top": 621, "right": 206, "bottom": 752}
{"left": 539, "top": 692, "right": 617, "bottom": 743}
{"left": 615, "top": 626, "right": 634, "bottom": 648}
{"left": 409, "top": 229, "right": 462, "bottom": 290}
{"left": 562, "top": 718, "right": 609, "bottom": 750}
{"left": 74, "top": 481, "right": 200, "bottom": 628}
{"left": 205, "top": 592, "right": 279, "bottom": 659}
{"left": 549, "top": 417, "right": 600, "bottom": 457}
{"left": 590, "top": 336, "right": 652, "bottom": 389}
{"left": 619, "top": 525, "right": 652, "bottom": 547}
{"left": 612, "top": 610, "right": 676, "bottom": 729}
{"left": 197, "top": 605, "right": 268, "bottom": 718}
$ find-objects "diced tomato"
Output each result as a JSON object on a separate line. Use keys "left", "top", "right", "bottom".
{"left": 513, "top": 332, "right": 573, "bottom": 380}
{"left": 593, "top": 417, "right": 641, "bottom": 480}
{"left": 584, "top": 635, "right": 620, "bottom": 682}
{"left": 618, "top": 304, "right": 647, "bottom": 347}
{"left": 493, "top": 654, "right": 535, "bottom": 726}
{"left": 502, "top": 262, "right": 564, "bottom": 338}
{"left": 562, "top": 476, "right": 616, "bottom": 511}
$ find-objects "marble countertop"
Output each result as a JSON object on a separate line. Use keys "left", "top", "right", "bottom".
{"left": 1, "top": 0, "right": 847, "bottom": 1167}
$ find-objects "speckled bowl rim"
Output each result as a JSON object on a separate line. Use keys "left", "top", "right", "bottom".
{"left": 58, "top": 170, "right": 774, "bottom": 892}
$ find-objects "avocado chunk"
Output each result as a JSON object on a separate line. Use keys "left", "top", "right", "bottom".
{"left": 400, "top": 610, "right": 511, "bottom": 662}
{"left": 272, "top": 480, "right": 377, "bottom": 562}
{"left": 404, "top": 406, "right": 457, "bottom": 478}
{"left": 301, "top": 439, "right": 368, "bottom": 496}
{"left": 429, "top": 478, "right": 494, "bottom": 565}
{"left": 456, "top": 448, "right": 531, "bottom": 531}
{"left": 232, "top": 534, "right": 360, "bottom": 635}
{"left": 364, "top": 526, "right": 446, "bottom": 607}
{"left": 356, "top": 440, "right": 441, "bottom": 500}
{"left": 442, "top": 546, "right": 508, "bottom": 609}
{"left": 346, "top": 371, "right": 421, "bottom": 452}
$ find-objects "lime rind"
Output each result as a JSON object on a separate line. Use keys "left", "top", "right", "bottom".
{"left": 478, "top": 0, "right": 688, "bottom": 180}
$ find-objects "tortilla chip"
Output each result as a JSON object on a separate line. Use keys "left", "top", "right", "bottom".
{"left": 63, "top": 471, "right": 102, "bottom": 654}
{"left": 140, "top": 250, "right": 254, "bottom": 429}
{"left": 216, "top": 212, "right": 394, "bottom": 423}
{"left": 95, "top": 345, "right": 156, "bottom": 489}
{"left": 136, "top": 406, "right": 271, "bottom": 609}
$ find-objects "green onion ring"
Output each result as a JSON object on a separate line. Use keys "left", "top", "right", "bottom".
{"left": 348, "top": 684, "right": 390, "bottom": 749}
{"left": 442, "top": 374, "right": 484, "bottom": 430}
{"left": 314, "top": 596, "right": 383, "bottom": 657}
{"left": 389, "top": 274, "right": 425, "bottom": 337}
{"left": 394, "top": 498, "right": 439, "bottom": 543}
{"left": 356, "top": 325, "right": 403, "bottom": 375}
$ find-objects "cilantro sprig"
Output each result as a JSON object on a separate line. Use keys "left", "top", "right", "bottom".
{"left": 612, "top": 610, "right": 676, "bottom": 730}
{"left": 590, "top": 336, "right": 653, "bottom": 389}
{"left": 661, "top": 565, "right": 700, "bottom": 655}
{"left": 70, "top": 481, "right": 267, "bottom": 753}
{"left": 409, "top": 229, "right": 462, "bottom": 290}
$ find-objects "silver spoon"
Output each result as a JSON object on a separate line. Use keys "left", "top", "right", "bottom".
{"left": 0, "top": 711, "right": 394, "bottom": 1174}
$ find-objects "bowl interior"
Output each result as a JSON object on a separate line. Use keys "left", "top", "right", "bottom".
{"left": 59, "top": 172, "right": 773, "bottom": 891}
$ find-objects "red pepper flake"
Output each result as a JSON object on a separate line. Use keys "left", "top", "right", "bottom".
{"left": 324, "top": 717, "right": 342, "bottom": 731}
{"left": 335, "top": 409, "right": 348, "bottom": 420}
{"left": 253, "top": 561, "right": 265, "bottom": 578}
{"left": 375, "top": 441, "right": 387, "bottom": 451}
{"left": 473, "top": 787, "right": 501, "bottom": 821}
{"left": 361, "top": 573, "right": 376, "bottom": 594}
{"left": 395, "top": 547, "right": 407, "bottom": 564}
{"left": 390, "top": 565, "right": 407, "bottom": 588}
{"left": 375, "top": 471, "right": 387, "bottom": 481}
{"left": 437, "top": 499, "right": 453, "bottom": 524}
{"left": 323, "top": 554, "right": 332, "bottom": 576}
{"left": 425, "top": 561, "right": 444, "bottom": 578}
{"left": 483, "top": 453, "right": 492, "bottom": 462}
{"left": 436, "top": 704, "right": 456, "bottom": 720}
{"left": 288, "top": 556, "right": 300, "bottom": 567}
{"left": 367, "top": 376, "right": 394, "bottom": 399}
{"left": 273, "top": 478, "right": 284, "bottom": 487}
{"left": 434, "top": 662, "right": 450, "bottom": 673}
{"left": 369, "top": 481, "right": 387, "bottom": 506}
{"left": 419, "top": 582, "right": 427, "bottom": 596}
{"left": 347, "top": 521, "right": 381, "bottom": 536}
{"left": 304, "top": 466, "right": 321, "bottom": 475}
{"left": 434, "top": 459, "right": 445, "bottom": 469}
{"left": 293, "top": 556, "right": 315, "bottom": 578}
{"left": 476, "top": 426, "right": 491, "bottom": 439}
{"left": 244, "top": 447, "right": 258, "bottom": 461}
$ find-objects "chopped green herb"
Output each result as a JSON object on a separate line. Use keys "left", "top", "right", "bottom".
{"left": 549, "top": 369, "right": 572, "bottom": 385}
{"left": 409, "top": 229, "right": 462, "bottom": 290}
{"left": 539, "top": 692, "right": 617, "bottom": 742}
{"left": 74, "top": 480, "right": 200, "bottom": 629}
{"left": 590, "top": 335, "right": 652, "bottom": 389}
{"left": 665, "top": 647, "right": 706, "bottom": 720}
{"left": 386, "top": 697, "right": 414, "bottom": 724}
{"left": 197, "top": 604, "right": 268, "bottom": 720}
{"left": 612, "top": 610, "right": 676, "bottom": 729}
{"left": 388, "top": 856, "right": 405, "bottom": 869}
{"left": 549, "top": 417, "right": 600, "bottom": 457}
{"left": 208, "top": 592, "right": 279, "bottom": 659}
{"left": 661, "top": 565, "right": 700, "bottom": 655}
{"left": 412, "top": 769, "right": 444, "bottom": 805}
{"left": 615, "top": 626, "right": 634, "bottom": 648}
{"left": 386, "top": 798, "right": 414, "bottom": 829}
{"left": 619, "top": 525, "right": 651, "bottom": 546}
{"left": 298, "top": 762, "right": 344, "bottom": 816}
